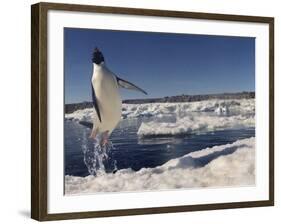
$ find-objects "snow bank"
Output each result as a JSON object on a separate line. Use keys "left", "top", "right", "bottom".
{"left": 65, "top": 137, "right": 255, "bottom": 194}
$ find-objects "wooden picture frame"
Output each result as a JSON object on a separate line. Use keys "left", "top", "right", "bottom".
{"left": 31, "top": 2, "right": 274, "bottom": 221}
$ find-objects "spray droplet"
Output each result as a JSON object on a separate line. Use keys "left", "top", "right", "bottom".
{"left": 81, "top": 131, "right": 117, "bottom": 176}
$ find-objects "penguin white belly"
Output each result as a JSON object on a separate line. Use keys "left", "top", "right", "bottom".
{"left": 92, "top": 67, "right": 122, "bottom": 135}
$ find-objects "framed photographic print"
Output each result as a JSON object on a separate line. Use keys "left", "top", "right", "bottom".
{"left": 31, "top": 2, "right": 274, "bottom": 221}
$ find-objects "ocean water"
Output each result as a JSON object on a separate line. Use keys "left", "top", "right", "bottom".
{"left": 64, "top": 115, "right": 255, "bottom": 177}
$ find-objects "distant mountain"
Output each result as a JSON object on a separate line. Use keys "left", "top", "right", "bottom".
{"left": 65, "top": 91, "right": 255, "bottom": 114}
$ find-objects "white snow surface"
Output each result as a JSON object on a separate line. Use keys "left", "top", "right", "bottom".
{"left": 65, "top": 99, "right": 255, "bottom": 137}
{"left": 137, "top": 113, "right": 254, "bottom": 137}
{"left": 65, "top": 137, "right": 255, "bottom": 194}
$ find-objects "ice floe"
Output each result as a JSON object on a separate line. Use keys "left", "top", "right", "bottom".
{"left": 137, "top": 114, "right": 254, "bottom": 137}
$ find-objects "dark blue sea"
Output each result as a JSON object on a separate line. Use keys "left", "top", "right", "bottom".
{"left": 64, "top": 117, "right": 255, "bottom": 177}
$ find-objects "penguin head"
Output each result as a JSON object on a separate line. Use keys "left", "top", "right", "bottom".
{"left": 92, "top": 48, "right": 105, "bottom": 65}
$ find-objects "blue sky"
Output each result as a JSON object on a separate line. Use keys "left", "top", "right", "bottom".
{"left": 64, "top": 28, "right": 255, "bottom": 104}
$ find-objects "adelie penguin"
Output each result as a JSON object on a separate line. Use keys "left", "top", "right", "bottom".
{"left": 90, "top": 48, "right": 147, "bottom": 145}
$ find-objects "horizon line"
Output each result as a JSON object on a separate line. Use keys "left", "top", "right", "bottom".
{"left": 65, "top": 90, "right": 255, "bottom": 105}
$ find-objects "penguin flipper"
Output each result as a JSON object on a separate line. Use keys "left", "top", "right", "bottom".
{"left": 91, "top": 83, "right": 102, "bottom": 122}
{"left": 116, "top": 76, "right": 147, "bottom": 95}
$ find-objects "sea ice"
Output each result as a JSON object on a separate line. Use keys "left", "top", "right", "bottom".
{"left": 65, "top": 137, "right": 255, "bottom": 194}
{"left": 65, "top": 99, "right": 255, "bottom": 137}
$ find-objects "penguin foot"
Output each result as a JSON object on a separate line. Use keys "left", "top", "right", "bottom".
{"left": 89, "top": 129, "right": 98, "bottom": 139}
{"left": 101, "top": 138, "right": 109, "bottom": 146}
{"left": 101, "top": 131, "right": 109, "bottom": 146}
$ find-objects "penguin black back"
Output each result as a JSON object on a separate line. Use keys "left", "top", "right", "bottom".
{"left": 92, "top": 48, "right": 104, "bottom": 65}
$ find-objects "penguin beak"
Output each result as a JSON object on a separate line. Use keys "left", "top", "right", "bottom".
{"left": 92, "top": 48, "right": 105, "bottom": 64}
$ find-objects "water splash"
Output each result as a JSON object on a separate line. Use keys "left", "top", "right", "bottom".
{"left": 81, "top": 131, "right": 117, "bottom": 176}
